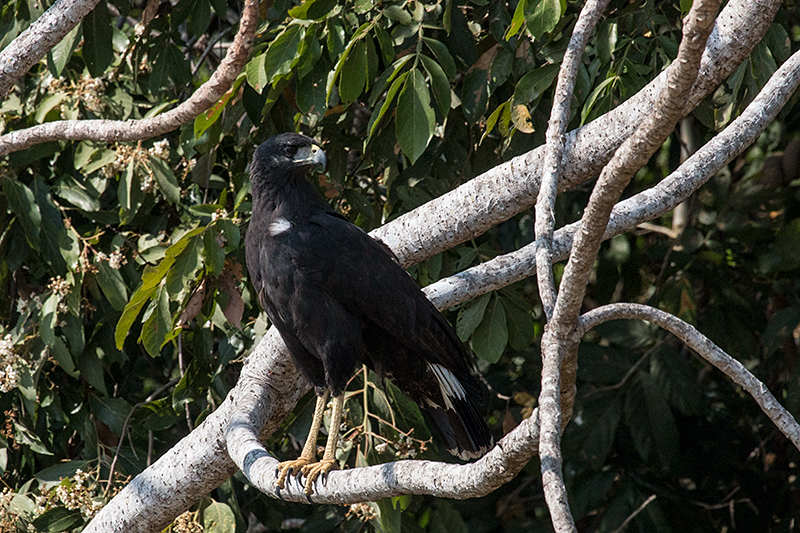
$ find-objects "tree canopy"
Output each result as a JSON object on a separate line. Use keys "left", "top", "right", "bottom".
{"left": 1, "top": 0, "right": 800, "bottom": 532}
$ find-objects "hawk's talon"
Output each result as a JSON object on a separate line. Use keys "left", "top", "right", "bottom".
{"left": 275, "top": 457, "right": 311, "bottom": 489}
{"left": 300, "top": 459, "right": 337, "bottom": 494}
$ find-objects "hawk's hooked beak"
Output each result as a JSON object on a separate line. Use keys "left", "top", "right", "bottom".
{"left": 295, "top": 144, "right": 327, "bottom": 171}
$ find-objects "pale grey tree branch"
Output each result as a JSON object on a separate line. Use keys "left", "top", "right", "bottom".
{"left": 534, "top": 2, "right": 610, "bottom": 530}
{"left": 0, "top": 0, "right": 101, "bottom": 97}
{"left": 536, "top": 0, "right": 610, "bottom": 319}
{"left": 0, "top": 0, "right": 258, "bottom": 157}
{"left": 423, "top": 45, "right": 800, "bottom": 312}
{"left": 578, "top": 303, "right": 800, "bottom": 451}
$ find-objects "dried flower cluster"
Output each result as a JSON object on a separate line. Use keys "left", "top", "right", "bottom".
{"left": 346, "top": 502, "right": 377, "bottom": 521}
{"left": 44, "top": 75, "right": 107, "bottom": 114}
{"left": 0, "top": 335, "right": 28, "bottom": 394}
{"left": 99, "top": 140, "right": 169, "bottom": 187}
{"left": 171, "top": 511, "right": 204, "bottom": 533}
{"left": 48, "top": 470, "right": 105, "bottom": 521}
{"left": 48, "top": 275, "right": 72, "bottom": 314}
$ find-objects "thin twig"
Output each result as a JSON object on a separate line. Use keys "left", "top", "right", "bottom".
{"left": 609, "top": 494, "right": 656, "bottom": 533}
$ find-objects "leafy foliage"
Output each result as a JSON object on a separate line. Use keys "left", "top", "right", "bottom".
{"left": 1, "top": 0, "right": 800, "bottom": 531}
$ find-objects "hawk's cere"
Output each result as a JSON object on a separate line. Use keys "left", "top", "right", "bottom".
{"left": 245, "top": 133, "right": 492, "bottom": 494}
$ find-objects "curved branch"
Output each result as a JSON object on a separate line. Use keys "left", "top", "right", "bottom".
{"left": 578, "top": 303, "right": 800, "bottom": 450}
{"left": 0, "top": 0, "right": 101, "bottom": 97}
{"left": 227, "top": 405, "right": 540, "bottom": 503}
{"left": 0, "top": 0, "right": 258, "bottom": 156}
{"left": 535, "top": 2, "right": 611, "bottom": 530}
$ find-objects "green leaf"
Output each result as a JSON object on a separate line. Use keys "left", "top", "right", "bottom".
{"left": 374, "top": 498, "right": 401, "bottom": 533}
{"left": 34, "top": 176, "right": 80, "bottom": 271}
{"left": 456, "top": 293, "right": 490, "bottom": 341}
{"left": 368, "top": 69, "right": 409, "bottom": 141}
{"left": 383, "top": 5, "right": 411, "bottom": 24}
{"left": 14, "top": 421, "right": 52, "bottom": 455}
{"left": 419, "top": 54, "right": 451, "bottom": 118}
{"left": 40, "top": 293, "right": 59, "bottom": 346}
{"left": 47, "top": 24, "right": 81, "bottom": 77}
{"left": 148, "top": 155, "right": 181, "bottom": 204}
{"left": 526, "top": 0, "right": 562, "bottom": 40}
{"left": 172, "top": 359, "right": 213, "bottom": 410}
{"left": 581, "top": 76, "right": 615, "bottom": 125}
{"left": 118, "top": 160, "right": 143, "bottom": 225}
{"left": 203, "top": 500, "right": 236, "bottom": 533}
{"left": 297, "top": 65, "right": 328, "bottom": 117}
{"left": 34, "top": 460, "right": 92, "bottom": 487}
{"left": 503, "top": 297, "right": 536, "bottom": 351}
{"left": 288, "top": 0, "right": 337, "bottom": 20}
{"left": 263, "top": 25, "right": 304, "bottom": 87}
{"left": 135, "top": 397, "right": 181, "bottom": 431}
{"left": 512, "top": 63, "right": 559, "bottom": 106}
{"left": 505, "top": 0, "right": 526, "bottom": 39}
{"left": 3, "top": 178, "right": 41, "bottom": 251}
{"left": 115, "top": 284, "right": 156, "bottom": 349}
{"left": 34, "top": 93, "right": 67, "bottom": 123}
{"left": 203, "top": 230, "right": 224, "bottom": 276}
{"left": 78, "top": 349, "right": 108, "bottom": 396}
{"left": 194, "top": 76, "right": 244, "bottom": 138}
{"left": 140, "top": 283, "right": 172, "bottom": 357}
{"left": 396, "top": 68, "right": 435, "bottom": 164}
{"left": 423, "top": 37, "right": 456, "bottom": 80}
{"left": 339, "top": 39, "right": 367, "bottom": 103}
{"left": 82, "top": 0, "right": 113, "bottom": 77}
{"left": 245, "top": 55, "right": 267, "bottom": 93}
{"left": 96, "top": 261, "right": 129, "bottom": 312}
{"left": 54, "top": 175, "right": 101, "bottom": 211}
{"left": 471, "top": 296, "right": 507, "bottom": 363}
{"left": 90, "top": 396, "right": 132, "bottom": 435}
{"left": 165, "top": 234, "right": 203, "bottom": 296}
{"left": 31, "top": 507, "right": 83, "bottom": 533}
{"left": 579, "top": 393, "right": 623, "bottom": 469}
{"left": 50, "top": 337, "right": 78, "bottom": 377}
{"left": 384, "top": 380, "right": 429, "bottom": 439}
{"left": 188, "top": 0, "right": 211, "bottom": 36}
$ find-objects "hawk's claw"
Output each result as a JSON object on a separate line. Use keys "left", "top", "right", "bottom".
{"left": 275, "top": 457, "right": 311, "bottom": 489}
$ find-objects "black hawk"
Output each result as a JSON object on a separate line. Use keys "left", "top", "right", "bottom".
{"left": 245, "top": 133, "right": 492, "bottom": 494}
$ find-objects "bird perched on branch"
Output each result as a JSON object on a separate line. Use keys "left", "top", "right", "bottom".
{"left": 245, "top": 133, "right": 492, "bottom": 495}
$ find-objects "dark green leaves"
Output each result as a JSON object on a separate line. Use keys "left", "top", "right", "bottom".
{"left": 396, "top": 69, "right": 434, "bottom": 164}
{"left": 82, "top": 0, "right": 113, "bottom": 77}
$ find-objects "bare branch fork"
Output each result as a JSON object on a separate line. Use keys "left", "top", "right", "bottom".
{"left": 534, "top": 1, "right": 612, "bottom": 530}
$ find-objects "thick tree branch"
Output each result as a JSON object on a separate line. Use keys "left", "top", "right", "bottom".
{"left": 578, "top": 303, "right": 800, "bottom": 450}
{"left": 534, "top": 2, "right": 610, "bottom": 530}
{"left": 227, "top": 407, "right": 540, "bottom": 503}
{"left": 0, "top": 0, "right": 101, "bottom": 97}
{"left": 0, "top": 0, "right": 258, "bottom": 156}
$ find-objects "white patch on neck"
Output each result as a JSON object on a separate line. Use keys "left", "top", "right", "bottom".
{"left": 428, "top": 363, "right": 466, "bottom": 411}
{"left": 268, "top": 217, "right": 292, "bottom": 236}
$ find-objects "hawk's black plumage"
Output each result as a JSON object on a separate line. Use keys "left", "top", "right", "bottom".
{"left": 245, "top": 133, "right": 492, "bottom": 479}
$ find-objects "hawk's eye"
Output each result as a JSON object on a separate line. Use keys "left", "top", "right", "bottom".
{"left": 284, "top": 145, "right": 299, "bottom": 157}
